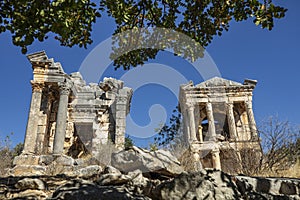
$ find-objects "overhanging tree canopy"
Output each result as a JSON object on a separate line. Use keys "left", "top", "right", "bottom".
{"left": 0, "top": 0, "right": 287, "bottom": 69}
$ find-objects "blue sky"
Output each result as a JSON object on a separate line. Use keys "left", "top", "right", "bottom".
{"left": 0, "top": 1, "right": 299, "bottom": 147}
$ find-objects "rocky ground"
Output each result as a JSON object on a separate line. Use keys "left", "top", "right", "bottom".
{"left": 1, "top": 168, "right": 300, "bottom": 199}
{"left": 1, "top": 147, "right": 299, "bottom": 199}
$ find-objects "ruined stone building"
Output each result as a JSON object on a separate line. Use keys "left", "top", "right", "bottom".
{"left": 179, "top": 77, "right": 261, "bottom": 174}
{"left": 12, "top": 51, "right": 262, "bottom": 176}
{"left": 22, "top": 51, "right": 132, "bottom": 158}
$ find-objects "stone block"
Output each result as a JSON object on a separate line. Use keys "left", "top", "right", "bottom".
{"left": 69, "top": 165, "right": 102, "bottom": 178}
{"left": 15, "top": 178, "right": 45, "bottom": 190}
{"left": 39, "top": 155, "right": 55, "bottom": 165}
{"left": 116, "top": 111, "right": 126, "bottom": 117}
{"left": 55, "top": 155, "right": 74, "bottom": 166}
{"left": 97, "top": 173, "right": 132, "bottom": 186}
{"left": 13, "top": 155, "right": 40, "bottom": 166}
{"left": 103, "top": 165, "right": 121, "bottom": 174}
{"left": 37, "top": 125, "right": 46, "bottom": 133}
{"left": 10, "top": 165, "right": 46, "bottom": 176}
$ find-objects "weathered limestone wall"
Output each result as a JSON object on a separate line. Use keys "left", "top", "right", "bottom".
{"left": 11, "top": 51, "right": 133, "bottom": 176}
{"left": 179, "top": 77, "right": 261, "bottom": 174}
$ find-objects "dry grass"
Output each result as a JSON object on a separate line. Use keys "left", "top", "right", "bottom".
{"left": 256, "top": 159, "right": 300, "bottom": 178}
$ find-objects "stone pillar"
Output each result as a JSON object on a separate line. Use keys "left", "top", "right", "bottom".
{"left": 187, "top": 103, "right": 197, "bottom": 142}
{"left": 183, "top": 108, "right": 191, "bottom": 144}
{"left": 206, "top": 102, "right": 216, "bottom": 141}
{"left": 198, "top": 125, "right": 203, "bottom": 143}
{"left": 115, "top": 96, "right": 127, "bottom": 149}
{"left": 42, "top": 92, "right": 55, "bottom": 154}
{"left": 23, "top": 81, "right": 44, "bottom": 154}
{"left": 211, "top": 148, "right": 221, "bottom": 170}
{"left": 53, "top": 83, "right": 70, "bottom": 155}
{"left": 226, "top": 102, "right": 237, "bottom": 140}
{"left": 245, "top": 100, "right": 258, "bottom": 140}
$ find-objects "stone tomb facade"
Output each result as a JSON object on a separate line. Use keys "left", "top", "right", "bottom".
{"left": 15, "top": 51, "right": 132, "bottom": 170}
{"left": 179, "top": 77, "right": 261, "bottom": 174}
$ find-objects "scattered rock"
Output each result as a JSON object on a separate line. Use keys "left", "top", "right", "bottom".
{"left": 279, "top": 181, "right": 297, "bottom": 195}
{"left": 8, "top": 189, "right": 47, "bottom": 199}
{"left": 151, "top": 170, "right": 239, "bottom": 200}
{"left": 51, "top": 179, "right": 150, "bottom": 200}
{"left": 97, "top": 173, "right": 132, "bottom": 185}
{"left": 15, "top": 178, "right": 45, "bottom": 190}
{"left": 103, "top": 165, "right": 122, "bottom": 174}
{"left": 9, "top": 165, "right": 47, "bottom": 176}
{"left": 55, "top": 155, "right": 74, "bottom": 166}
{"left": 128, "top": 170, "right": 149, "bottom": 187}
{"left": 111, "top": 146, "right": 183, "bottom": 177}
{"left": 1, "top": 169, "right": 299, "bottom": 199}
{"left": 74, "top": 157, "right": 101, "bottom": 167}
{"left": 236, "top": 175, "right": 300, "bottom": 198}
{"left": 70, "top": 165, "right": 102, "bottom": 177}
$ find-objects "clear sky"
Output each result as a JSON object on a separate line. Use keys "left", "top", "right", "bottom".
{"left": 0, "top": 1, "right": 299, "bottom": 147}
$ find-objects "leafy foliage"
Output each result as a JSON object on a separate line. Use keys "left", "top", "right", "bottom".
{"left": 124, "top": 135, "right": 134, "bottom": 149}
{"left": 154, "top": 106, "right": 181, "bottom": 146}
{"left": 102, "top": 0, "right": 286, "bottom": 69}
{"left": 0, "top": 0, "right": 287, "bottom": 68}
{"left": 149, "top": 143, "right": 158, "bottom": 151}
{"left": 0, "top": 0, "right": 100, "bottom": 53}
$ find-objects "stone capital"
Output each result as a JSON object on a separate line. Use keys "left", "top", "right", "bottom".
{"left": 30, "top": 81, "right": 44, "bottom": 93}
{"left": 186, "top": 102, "right": 196, "bottom": 110}
{"left": 245, "top": 100, "right": 252, "bottom": 108}
{"left": 226, "top": 102, "right": 234, "bottom": 108}
{"left": 58, "top": 82, "right": 71, "bottom": 96}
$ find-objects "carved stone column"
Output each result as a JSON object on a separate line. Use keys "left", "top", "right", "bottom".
{"left": 23, "top": 81, "right": 44, "bottom": 154}
{"left": 42, "top": 91, "right": 55, "bottom": 154}
{"left": 187, "top": 103, "right": 197, "bottom": 142}
{"left": 211, "top": 148, "right": 221, "bottom": 170}
{"left": 198, "top": 125, "right": 203, "bottom": 143}
{"left": 183, "top": 109, "right": 190, "bottom": 143}
{"left": 206, "top": 102, "right": 216, "bottom": 141}
{"left": 245, "top": 100, "right": 258, "bottom": 140}
{"left": 226, "top": 102, "right": 237, "bottom": 140}
{"left": 53, "top": 83, "right": 70, "bottom": 154}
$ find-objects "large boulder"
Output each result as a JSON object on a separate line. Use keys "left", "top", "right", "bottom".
{"left": 51, "top": 179, "right": 150, "bottom": 200}
{"left": 235, "top": 175, "right": 300, "bottom": 198}
{"left": 111, "top": 146, "right": 183, "bottom": 177}
{"left": 151, "top": 169, "right": 240, "bottom": 200}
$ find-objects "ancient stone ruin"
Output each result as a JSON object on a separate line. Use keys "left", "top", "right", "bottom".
{"left": 11, "top": 51, "right": 262, "bottom": 176}
{"left": 11, "top": 51, "right": 132, "bottom": 175}
{"left": 179, "top": 77, "right": 262, "bottom": 174}
{"left": 3, "top": 53, "right": 300, "bottom": 200}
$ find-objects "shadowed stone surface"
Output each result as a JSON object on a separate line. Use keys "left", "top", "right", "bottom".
{"left": 1, "top": 169, "right": 299, "bottom": 200}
